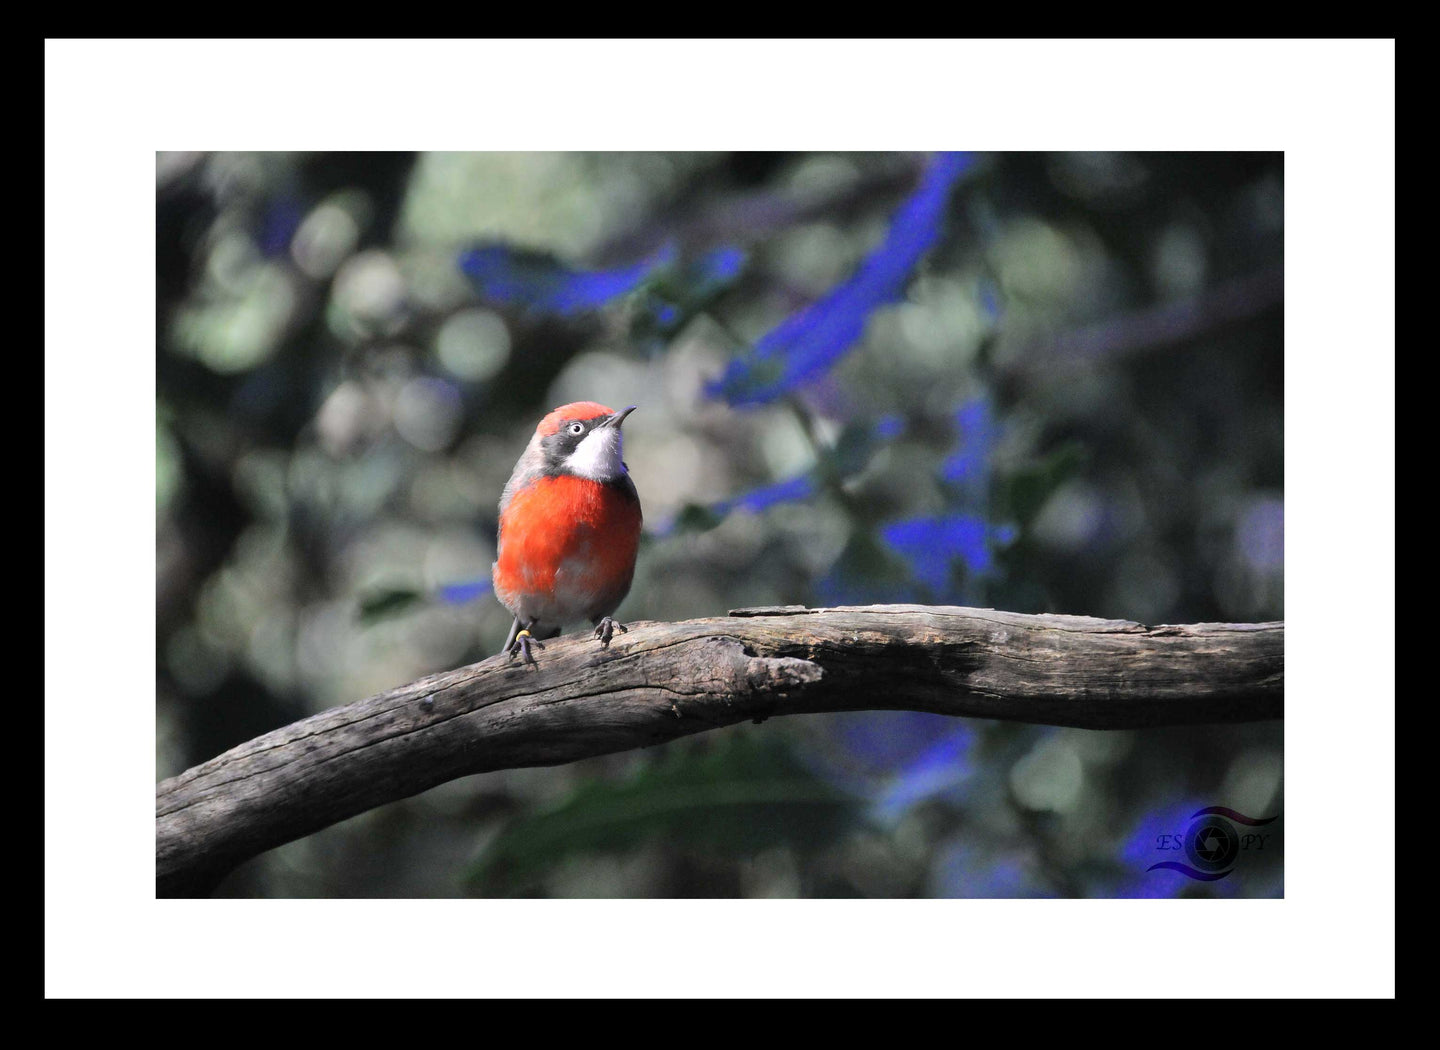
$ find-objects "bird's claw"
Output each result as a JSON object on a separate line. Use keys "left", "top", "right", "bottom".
{"left": 594, "top": 617, "right": 627, "bottom": 648}
{"left": 507, "top": 629, "right": 544, "bottom": 667}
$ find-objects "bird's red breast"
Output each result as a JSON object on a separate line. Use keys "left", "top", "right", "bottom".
{"left": 493, "top": 472, "right": 642, "bottom": 625}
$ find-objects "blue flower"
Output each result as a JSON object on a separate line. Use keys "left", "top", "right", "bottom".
{"left": 707, "top": 152, "right": 978, "bottom": 405}
{"left": 941, "top": 396, "right": 997, "bottom": 485}
{"left": 874, "top": 414, "right": 907, "bottom": 440}
{"left": 694, "top": 246, "right": 746, "bottom": 284}
{"left": 880, "top": 509, "right": 1017, "bottom": 601}
{"left": 1119, "top": 797, "right": 1206, "bottom": 868}
{"left": 1111, "top": 796, "right": 1208, "bottom": 898}
{"left": 439, "top": 579, "right": 492, "bottom": 605}
{"left": 797, "top": 711, "right": 975, "bottom": 823}
{"left": 870, "top": 728, "right": 974, "bottom": 822}
{"left": 458, "top": 243, "right": 676, "bottom": 316}
{"left": 712, "top": 474, "right": 818, "bottom": 515}
{"left": 652, "top": 414, "right": 907, "bottom": 538}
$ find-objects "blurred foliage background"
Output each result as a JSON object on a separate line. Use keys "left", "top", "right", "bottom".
{"left": 156, "top": 151, "right": 1283, "bottom": 898}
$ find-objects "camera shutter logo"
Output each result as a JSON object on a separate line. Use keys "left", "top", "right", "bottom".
{"left": 1148, "top": 806, "right": 1278, "bottom": 881}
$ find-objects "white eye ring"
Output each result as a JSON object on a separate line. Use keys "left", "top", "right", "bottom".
{"left": 568, "top": 422, "right": 585, "bottom": 435}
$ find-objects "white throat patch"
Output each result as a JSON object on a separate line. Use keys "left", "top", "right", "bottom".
{"left": 565, "top": 427, "right": 626, "bottom": 481}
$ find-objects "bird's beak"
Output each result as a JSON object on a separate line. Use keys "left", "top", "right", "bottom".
{"left": 602, "top": 406, "right": 637, "bottom": 429}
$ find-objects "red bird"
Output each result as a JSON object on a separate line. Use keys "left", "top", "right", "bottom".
{"left": 492, "top": 401, "right": 642, "bottom": 664}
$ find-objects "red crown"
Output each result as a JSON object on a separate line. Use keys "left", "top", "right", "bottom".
{"left": 536, "top": 401, "right": 617, "bottom": 437}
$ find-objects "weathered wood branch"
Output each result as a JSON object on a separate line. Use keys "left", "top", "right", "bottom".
{"left": 155, "top": 605, "right": 1283, "bottom": 896}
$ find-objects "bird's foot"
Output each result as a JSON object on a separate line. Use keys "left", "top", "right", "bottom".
{"left": 507, "top": 628, "right": 545, "bottom": 667}
{"left": 593, "top": 617, "right": 628, "bottom": 648}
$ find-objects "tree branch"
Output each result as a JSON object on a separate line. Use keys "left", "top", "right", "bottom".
{"left": 155, "top": 605, "right": 1283, "bottom": 896}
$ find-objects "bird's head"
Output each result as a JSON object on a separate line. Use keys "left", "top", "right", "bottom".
{"left": 532, "top": 401, "right": 636, "bottom": 483}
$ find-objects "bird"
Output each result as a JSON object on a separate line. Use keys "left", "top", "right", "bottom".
{"left": 492, "top": 401, "right": 642, "bottom": 665}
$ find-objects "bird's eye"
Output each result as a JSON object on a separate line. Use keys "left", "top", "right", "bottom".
{"left": 568, "top": 422, "right": 585, "bottom": 435}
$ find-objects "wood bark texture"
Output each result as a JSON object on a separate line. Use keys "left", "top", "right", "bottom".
{"left": 156, "top": 605, "right": 1284, "bottom": 896}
